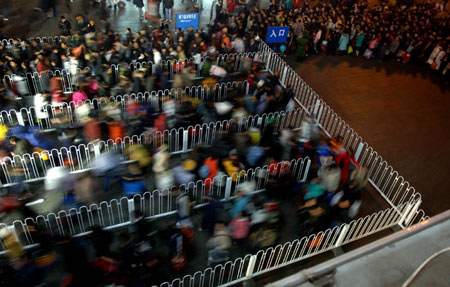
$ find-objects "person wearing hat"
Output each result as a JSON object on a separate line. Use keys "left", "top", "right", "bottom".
{"left": 173, "top": 159, "right": 197, "bottom": 186}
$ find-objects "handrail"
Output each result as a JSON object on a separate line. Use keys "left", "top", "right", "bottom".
{"left": 257, "top": 41, "right": 426, "bottom": 218}
{"left": 0, "top": 81, "right": 249, "bottom": 130}
{"left": 264, "top": 209, "right": 450, "bottom": 287}
{"left": 0, "top": 157, "right": 311, "bottom": 253}
{"left": 2, "top": 51, "right": 264, "bottom": 97}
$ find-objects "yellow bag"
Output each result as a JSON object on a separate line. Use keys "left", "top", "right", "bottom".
{"left": 348, "top": 46, "right": 353, "bottom": 54}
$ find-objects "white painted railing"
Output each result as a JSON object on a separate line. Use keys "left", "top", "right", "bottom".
{"left": 0, "top": 157, "right": 311, "bottom": 254}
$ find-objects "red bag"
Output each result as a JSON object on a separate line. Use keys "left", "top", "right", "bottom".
{"left": 0, "top": 196, "right": 21, "bottom": 213}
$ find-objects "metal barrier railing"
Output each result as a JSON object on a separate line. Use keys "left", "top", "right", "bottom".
{"left": 257, "top": 41, "right": 426, "bottom": 221}
{"left": 0, "top": 157, "right": 311, "bottom": 254}
{"left": 148, "top": 40, "right": 431, "bottom": 287}
{"left": 2, "top": 51, "right": 264, "bottom": 97}
{"left": 156, "top": 199, "right": 424, "bottom": 287}
{"left": 0, "top": 108, "right": 307, "bottom": 186}
{"left": 265, "top": 209, "right": 450, "bottom": 287}
{"left": 0, "top": 81, "right": 248, "bottom": 130}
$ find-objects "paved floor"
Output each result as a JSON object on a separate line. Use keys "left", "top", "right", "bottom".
{"left": 290, "top": 54, "right": 450, "bottom": 217}
{"left": 1, "top": 0, "right": 216, "bottom": 38}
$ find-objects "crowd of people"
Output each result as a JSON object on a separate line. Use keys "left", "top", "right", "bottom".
{"left": 1, "top": 0, "right": 444, "bottom": 285}
{"left": 0, "top": 43, "right": 368, "bottom": 285}
{"left": 0, "top": 95, "right": 368, "bottom": 287}
{"left": 282, "top": 1, "right": 450, "bottom": 77}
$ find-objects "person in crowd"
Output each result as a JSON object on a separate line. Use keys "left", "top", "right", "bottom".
{"left": 163, "top": 0, "right": 174, "bottom": 22}
{"left": 58, "top": 16, "right": 72, "bottom": 36}
{"left": 228, "top": 211, "right": 250, "bottom": 245}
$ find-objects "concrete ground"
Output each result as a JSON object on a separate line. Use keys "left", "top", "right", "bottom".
{"left": 289, "top": 54, "right": 450, "bottom": 216}
{"left": 1, "top": 0, "right": 216, "bottom": 38}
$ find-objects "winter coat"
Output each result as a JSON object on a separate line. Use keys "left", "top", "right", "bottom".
{"left": 163, "top": 0, "right": 174, "bottom": 8}
{"left": 58, "top": 20, "right": 72, "bottom": 36}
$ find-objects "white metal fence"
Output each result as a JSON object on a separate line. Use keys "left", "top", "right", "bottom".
{"left": 0, "top": 157, "right": 311, "bottom": 254}
{"left": 0, "top": 81, "right": 248, "bottom": 130}
{"left": 0, "top": 40, "right": 431, "bottom": 286}
{"left": 0, "top": 108, "right": 307, "bottom": 186}
{"left": 148, "top": 40, "right": 431, "bottom": 287}
{"left": 257, "top": 42, "right": 426, "bottom": 217}
{"left": 156, "top": 199, "right": 425, "bottom": 287}
{"left": 2, "top": 51, "right": 263, "bottom": 97}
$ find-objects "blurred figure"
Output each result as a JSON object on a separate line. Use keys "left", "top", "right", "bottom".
{"left": 74, "top": 171, "right": 99, "bottom": 206}
{"left": 122, "top": 163, "right": 146, "bottom": 197}
{"left": 152, "top": 145, "right": 174, "bottom": 190}
{"left": 230, "top": 181, "right": 254, "bottom": 218}
{"left": 173, "top": 159, "right": 197, "bottom": 186}
{"left": 206, "top": 222, "right": 232, "bottom": 251}
{"left": 91, "top": 150, "right": 122, "bottom": 192}
{"left": 106, "top": 116, "right": 126, "bottom": 144}
{"left": 228, "top": 211, "right": 250, "bottom": 245}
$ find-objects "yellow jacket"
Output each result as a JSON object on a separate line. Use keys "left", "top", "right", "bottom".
{"left": 223, "top": 160, "right": 245, "bottom": 182}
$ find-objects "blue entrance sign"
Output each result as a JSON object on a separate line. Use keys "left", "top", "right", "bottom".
{"left": 176, "top": 13, "right": 199, "bottom": 30}
{"left": 265, "top": 26, "right": 289, "bottom": 44}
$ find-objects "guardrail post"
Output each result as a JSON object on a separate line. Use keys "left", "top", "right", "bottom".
{"left": 246, "top": 255, "right": 257, "bottom": 277}
{"left": 354, "top": 142, "right": 364, "bottom": 162}
{"left": 93, "top": 143, "right": 101, "bottom": 158}
{"left": 334, "top": 224, "right": 349, "bottom": 248}
{"left": 301, "top": 159, "right": 311, "bottom": 182}
{"left": 312, "top": 99, "right": 320, "bottom": 118}
{"left": 281, "top": 66, "right": 288, "bottom": 86}
{"left": 224, "top": 177, "right": 233, "bottom": 200}
{"left": 403, "top": 200, "right": 421, "bottom": 227}
{"left": 16, "top": 113, "right": 25, "bottom": 126}
{"left": 128, "top": 199, "right": 135, "bottom": 223}
{"left": 182, "top": 129, "right": 189, "bottom": 152}
{"left": 266, "top": 54, "right": 272, "bottom": 72}
{"left": 316, "top": 102, "right": 324, "bottom": 124}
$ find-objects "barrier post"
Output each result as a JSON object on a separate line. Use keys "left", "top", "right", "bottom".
{"left": 281, "top": 66, "right": 288, "bottom": 86}
{"left": 403, "top": 199, "right": 421, "bottom": 227}
{"left": 334, "top": 224, "right": 349, "bottom": 248}
{"left": 16, "top": 113, "right": 25, "bottom": 126}
{"left": 182, "top": 129, "right": 189, "bottom": 152}
{"left": 354, "top": 142, "right": 364, "bottom": 162}
{"left": 224, "top": 177, "right": 233, "bottom": 200}
{"left": 246, "top": 255, "right": 257, "bottom": 277}
{"left": 301, "top": 159, "right": 311, "bottom": 182}
{"left": 128, "top": 199, "right": 135, "bottom": 223}
{"left": 312, "top": 99, "right": 320, "bottom": 118}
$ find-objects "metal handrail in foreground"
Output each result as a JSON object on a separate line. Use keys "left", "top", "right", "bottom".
{"left": 264, "top": 209, "right": 450, "bottom": 287}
